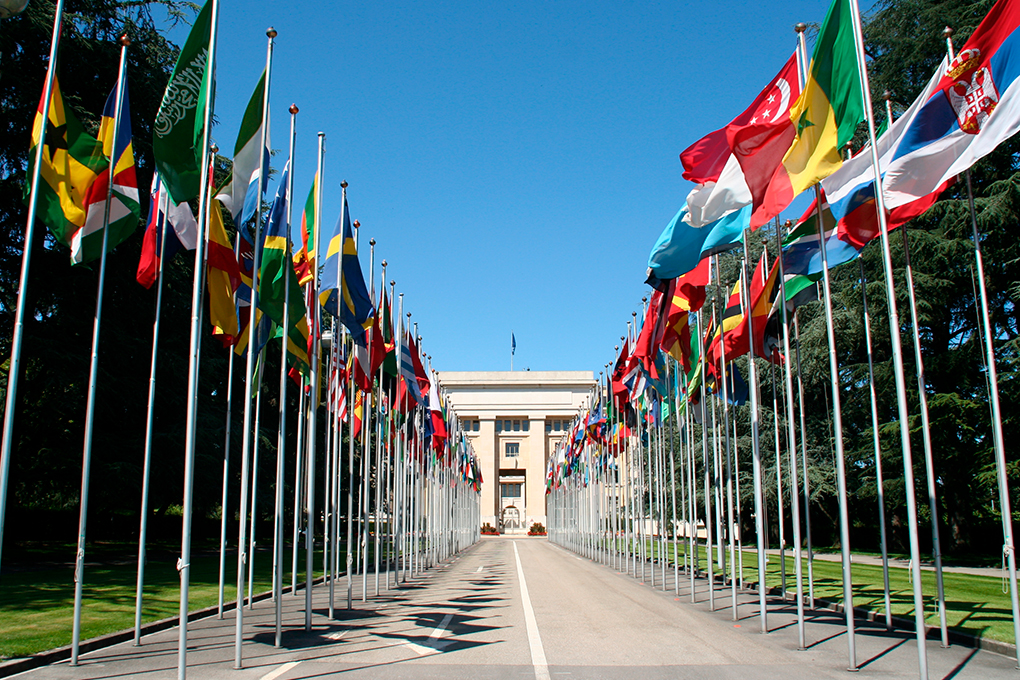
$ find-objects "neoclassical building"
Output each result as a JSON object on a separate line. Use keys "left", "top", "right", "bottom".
{"left": 438, "top": 371, "right": 595, "bottom": 533}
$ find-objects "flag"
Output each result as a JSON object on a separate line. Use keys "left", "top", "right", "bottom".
{"left": 293, "top": 174, "right": 317, "bottom": 286}
{"left": 883, "top": 0, "right": 1020, "bottom": 210}
{"left": 207, "top": 198, "right": 240, "bottom": 342}
{"left": 136, "top": 172, "right": 198, "bottom": 288}
{"left": 73, "top": 79, "right": 141, "bottom": 265}
{"left": 759, "top": 0, "right": 864, "bottom": 223}
{"left": 399, "top": 328, "right": 424, "bottom": 408}
{"left": 152, "top": 0, "right": 213, "bottom": 204}
{"left": 25, "top": 76, "right": 105, "bottom": 251}
{"left": 781, "top": 197, "right": 860, "bottom": 276}
{"left": 319, "top": 198, "right": 375, "bottom": 333}
{"left": 633, "top": 282, "right": 672, "bottom": 379}
{"left": 216, "top": 72, "right": 268, "bottom": 232}
{"left": 820, "top": 56, "right": 951, "bottom": 249}
{"left": 257, "top": 162, "right": 310, "bottom": 373}
{"left": 511, "top": 332, "right": 516, "bottom": 356}
{"left": 429, "top": 376, "right": 448, "bottom": 453}
{"left": 647, "top": 203, "right": 749, "bottom": 281}
{"left": 680, "top": 52, "right": 803, "bottom": 228}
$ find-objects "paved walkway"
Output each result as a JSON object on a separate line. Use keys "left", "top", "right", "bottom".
{"left": 11, "top": 537, "right": 1018, "bottom": 679}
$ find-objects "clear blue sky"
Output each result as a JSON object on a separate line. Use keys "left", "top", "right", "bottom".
{"left": 158, "top": 0, "right": 871, "bottom": 375}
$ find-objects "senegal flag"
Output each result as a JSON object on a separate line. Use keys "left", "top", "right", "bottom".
{"left": 760, "top": 0, "right": 864, "bottom": 220}
{"left": 26, "top": 77, "right": 106, "bottom": 249}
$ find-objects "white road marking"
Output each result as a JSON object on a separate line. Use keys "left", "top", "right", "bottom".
{"left": 260, "top": 661, "right": 301, "bottom": 680}
{"left": 513, "top": 541, "right": 551, "bottom": 680}
{"left": 475, "top": 566, "right": 484, "bottom": 573}
{"left": 402, "top": 612, "right": 454, "bottom": 656}
{"left": 325, "top": 629, "right": 349, "bottom": 641}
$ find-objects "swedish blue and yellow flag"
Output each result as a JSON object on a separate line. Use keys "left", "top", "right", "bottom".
{"left": 319, "top": 197, "right": 374, "bottom": 334}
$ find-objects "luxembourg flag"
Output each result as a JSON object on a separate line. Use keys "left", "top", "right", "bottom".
{"left": 883, "top": 0, "right": 1020, "bottom": 208}
{"left": 136, "top": 172, "right": 198, "bottom": 288}
{"left": 818, "top": 55, "right": 951, "bottom": 250}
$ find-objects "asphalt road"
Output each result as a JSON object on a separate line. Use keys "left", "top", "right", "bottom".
{"left": 14, "top": 537, "right": 1019, "bottom": 679}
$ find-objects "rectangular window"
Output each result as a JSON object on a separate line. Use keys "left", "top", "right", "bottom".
{"left": 522, "top": 420, "right": 529, "bottom": 432}
{"left": 505, "top": 442, "right": 520, "bottom": 457}
{"left": 473, "top": 420, "right": 480, "bottom": 432}
{"left": 545, "top": 421, "right": 552, "bottom": 432}
{"left": 554, "top": 420, "right": 561, "bottom": 432}
{"left": 495, "top": 420, "right": 502, "bottom": 433}
{"left": 501, "top": 483, "right": 522, "bottom": 498}
{"left": 504, "top": 419, "right": 512, "bottom": 431}
{"left": 513, "top": 420, "right": 521, "bottom": 432}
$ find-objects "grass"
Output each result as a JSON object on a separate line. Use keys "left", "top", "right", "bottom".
{"left": 0, "top": 541, "right": 337, "bottom": 661}
{"left": 607, "top": 538, "right": 1017, "bottom": 645}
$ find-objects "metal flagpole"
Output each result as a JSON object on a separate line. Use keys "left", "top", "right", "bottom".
{"left": 740, "top": 238, "right": 768, "bottom": 635}
{"left": 219, "top": 255, "right": 238, "bottom": 616}
{"left": 770, "top": 361, "right": 786, "bottom": 599}
{"left": 248, "top": 353, "right": 265, "bottom": 607}
{"left": 944, "top": 25, "right": 1020, "bottom": 666}
{"left": 71, "top": 35, "right": 130, "bottom": 666}
{"left": 846, "top": 2, "right": 927, "bottom": 673}
{"left": 713, "top": 255, "right": 737, "bottom": 617}
{"left": 177, "top": 1, "right": 221, "bottom": 669}
{"left": 859, "top": 257, "right": 892, "bottom": 629}
{"left": 361, "top": 239, "right": 376, "bottom": 601}
{"left": 0, "top": 0, "right": 66, "bottom": 575}
{"left": 235, "top": 26, "right": 275, "bottom": 667}
{"left": 135, "top": 186, "right": 171, "bottom": 644}
{"left": 776, "top": 220, "right": 805, "bottom": 648}
{"left": 273, "top": 103, "right": 298, "bottom": 647}
{"left": 792, "top": 311, "right": 814, "bottom": 607}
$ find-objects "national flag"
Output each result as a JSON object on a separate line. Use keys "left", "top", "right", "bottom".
{"left": 152, "top": 0, "right": 213, "bottom": 204}
{"left": 704, "top": 273, "right": 747, "bottom": 370}
{"left": 820, "top": 56, "right": 952, "bottom": 249}
{"left": 646, "top": 203, "right": 749, "bottom": 281}
{"left": 207, "top": 198, "right": 240, "bottom": 342}
{"left": 293, "top": 174, "right": 317, "bottom": 286}
{"left": 73, "top": 79, "right": 141, "bottom": 265}
{"left": 882, "top": 0, "right": 1020, "bottom": 211}
{"left": 257, "top": 162, "right": 310, "bottom": 373}
{"left": 759, "top": 0, "right": 864, "bottom": 223}
{"left": 661, "top": 287, "right": 694, "bottom": 372}
{"left": 428, "top": 376, "right": 448, "bottom": 453}
{"left": 680, "top": 52, "right": 803, "bottom": 228}
{"left": 25, "top": 76, "right": 105, "bottom": 251}
{"left": 633, "top": 282, "right": 672, "bottom": 379}
{"left": 511, "top": 332, "right": 516, "bottom": 356}
{"left": 137, "top": 172, "right": 198, "bottom": 288}
{"left": 781, "top": 197, "right": 860, "bottom": 276}
{"left": 319, "top": 198, "right": 375, "bottom": 333}
{"left": 398, "top": 328, "right": 424, "bottom": 408}
{"left": 216, "top": 72, "right": 268, "bottom": 233}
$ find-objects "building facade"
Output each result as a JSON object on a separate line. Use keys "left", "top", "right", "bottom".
{"left": 438, "top": 371, "right": 595, "bottom": 534}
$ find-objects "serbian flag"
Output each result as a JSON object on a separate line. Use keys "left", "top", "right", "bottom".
{"left": 137, "top": 172, "right": 197, "bottom": 288}
{"left": 680, "top": 52, "right": 801, "bottom": 229}
{"left": 883, "top": 0, "right": 1020, "bottom": 210}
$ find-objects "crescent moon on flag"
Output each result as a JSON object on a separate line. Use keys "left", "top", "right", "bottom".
{"left": 773, "top": 78, "right": 792, "bottom": 121}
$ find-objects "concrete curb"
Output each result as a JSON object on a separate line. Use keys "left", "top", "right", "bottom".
{"left": 0, "top": 576, "right": 327, "bottom": 679}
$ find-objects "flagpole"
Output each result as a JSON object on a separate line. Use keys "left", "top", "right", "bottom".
{"left": 219, "top": 229, "right": 240, "bottom": 619}
{"left": 235, "top": 25, "right": 275, "bottom": 669}
{"left": 0, "top": 0, "right": 65, "bottom": 577}
{"left": 134, "top": 182, "right": 171, "bottom": 645}
{"left": 776, "top": 219, "right": 805, "bottom": 648}
{"left": 70, "top": 34, "right": 130, "bottom": 666}
{"left": 944, "top": 26, "right": 1020, "bottom": 662}
{"left": 846, "top": 2, "right": 929, "bottom": 674}
{"left": 272, "top": 103, "right": 298, "bottom": 647}
{"left": 248, "top": 353, "right": 265, "bottom": 607}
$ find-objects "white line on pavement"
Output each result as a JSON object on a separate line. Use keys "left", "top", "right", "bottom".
{"left": 404, "top": 611, "right": 455, "bottom": 656}
{"left": 513, "top": 541, "right": 551, "bottom": 680}
{"left": 476, "top": 566, "right": 484, "bottom": 573}
{"left": 260, "top": 660, "right": 300, "bottom": 680}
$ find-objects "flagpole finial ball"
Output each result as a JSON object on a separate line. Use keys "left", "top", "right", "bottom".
{"left": 883, "top": 90, "right": 892, "bottom": 101}
{"left": 341, "top": 180, "right": 349, "bottom": 189}
{"left": 784, "top": 219, "right": 793, "bottom": 228}
{"left": 943, "top": 26, "right": 953, "bottom": 38}
{"left": 211, "top": 143, "right": 219, "bottom": 154}
{"left": 615, "top": 345, "right": 619, "bottom": 351}
{"left": 407, "top": 313, "right": 411, "bottom": 318}
{"left": 0, "top": 0, "right": 30, "bottom": 18}
{"left": 289, "top": 104, "right": 299, "bottom": 114}
{"left": 642, "top": 296, "right": 647, "bottom": 303}
{"left": 370, "top": 238, "right": 376, "bottom": 246}
{"left": 794, "top": 22, "right": 807, "bottom": 33}
{"left": 119, "top": 34, "right": 131, "bottom": 47}
{"left": 381, "top": 259, "right": 387, "bottom": 267}
{"left": 390, "top": 280, "right": 395, "bottom": 286}
{"left": 353, "top": 220, "right": 360, "bottom": 228}
{"left": 267, "top": 27, "right": 277, "bottom": 38}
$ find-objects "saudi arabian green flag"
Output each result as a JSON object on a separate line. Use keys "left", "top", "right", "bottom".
{"left": 152, "top": 0, "right": 213, "bottom": 204}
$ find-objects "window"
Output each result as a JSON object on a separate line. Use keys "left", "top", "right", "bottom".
{"left": 505, "top": 442, "right": 520, "bottom": 457}
{"left": 495, "top": 420, "right": 502, "bottom": 433}
{"left": 522, "top": 420, "right": 529, "bottom": 432}
{"left": 553, "top": 420, "right": 561, "bottom": 432}
{"left": 513, "top": 420, "right": 521, "bottom": 432}
{"left": 545, "top": 421, "right": 552, "bottom": 433}
{"left": 473, "top": 420, "right": 480, "bottom": 432}
{"left": 501, "top": 483, "right": 522, "bottom": 498}
{"left": 504, "top": 420, "right": 512, "bottom": 431}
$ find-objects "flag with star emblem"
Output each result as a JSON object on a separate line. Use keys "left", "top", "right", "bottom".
{"left": 759, "top": 0, "right": 864, "bottom": 222}
{"left": 680, "top": 52, "right": 801, "bottom": 229}
{"left": 25, "top": 76, "right": 106, "bottom": 249}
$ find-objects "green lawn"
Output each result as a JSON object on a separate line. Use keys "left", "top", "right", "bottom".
{"left": 0, "top": 542, "right": 337, "bottom": 661}
{"left": 606, "top": 538, "right": 1016, "bottom": 645}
